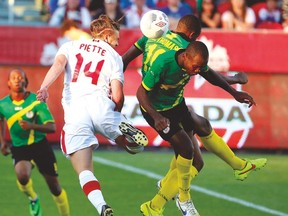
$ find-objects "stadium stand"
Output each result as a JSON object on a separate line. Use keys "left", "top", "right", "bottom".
{"left": 0, "top": 0, "right": 47, "bottom": 25}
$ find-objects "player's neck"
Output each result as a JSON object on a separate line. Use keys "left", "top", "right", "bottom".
{"left": 10, "top": 91, "right": 28, "bottom": 101}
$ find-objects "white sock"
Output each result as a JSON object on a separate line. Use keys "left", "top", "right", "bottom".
{"left": 79, "top": 170, "right": 106, "bottom": 214}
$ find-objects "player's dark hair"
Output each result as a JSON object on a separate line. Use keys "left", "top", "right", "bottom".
{"left": 8, "top": 68, "right": 28, "bottom": 88}
{"left": 187, "top": 41, "right": 209, "bottom": 61}
{"left": 178, "top": 14, "right": 201, "bottom": 40}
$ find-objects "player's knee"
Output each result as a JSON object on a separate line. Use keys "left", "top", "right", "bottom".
{"left": 194, "top": 159, "right": 204, "bottom": 172}
{"left": 17, "top": 176, "right": 30, "bottom": 185}
{"left": 194, "top": 117, "right": 212, "bottom": 137}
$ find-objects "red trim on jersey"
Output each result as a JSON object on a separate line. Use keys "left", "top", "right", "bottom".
{"left": 83, "top": 180, "right": 101, "bottom": 196}
{"left": 61, "top": 130, "right": 67, "bottom": 154}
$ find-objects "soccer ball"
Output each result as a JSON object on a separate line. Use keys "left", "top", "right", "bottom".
{"left": 140, "top": 10, "right": 169, "bottom": 39}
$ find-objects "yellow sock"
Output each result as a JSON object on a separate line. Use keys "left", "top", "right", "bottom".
{"left": 160, "top": 156, "right": 176, "bottom": 186}
{"left": 17, "top": 179, "right": 37, "bottom": 200}
{"left": 200, "top": 129, "right": 246, "bottom": 170}
{"left": 176, "top": 155, "right": 192, "bottom": 202}
{"left": 151, "top": 163, "right": 199, "bottom": 210}
{"left": 190, "top": 165, "right": 198, "bottom": 179}
{"left": 52, "top": 189, "right": 70, "bottom": 216}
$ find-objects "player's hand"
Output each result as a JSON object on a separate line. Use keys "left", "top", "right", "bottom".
{"left": 153, "top": 114, "right": 170, "bottom": 132}
{"left": 1, "top": 142, "right": 11, "bottom": 156}
{"left": 18, "top": 120, "right": 32, "bottom": 130}
{"left": 233, "top": 91, "right": 256, "bottom": 108}
{"left": 36, "top": 87, "right": 49, "bottom": 102}
{"left": 234, "top": 72, "right": 248, "bottom": 84}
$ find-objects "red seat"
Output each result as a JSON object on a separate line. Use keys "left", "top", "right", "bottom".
{"left": 251, "top": 2, "right": 267, "bottom": 24}
{"left": 256, "top": 21, "right": 283, "bottom": 29}
{"left": 217, "top": 1, "right": 231, "bottom": 14}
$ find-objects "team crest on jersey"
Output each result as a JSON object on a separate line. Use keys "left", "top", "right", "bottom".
{"left": 26, "top": 111, "right": 34, "bottom": 119}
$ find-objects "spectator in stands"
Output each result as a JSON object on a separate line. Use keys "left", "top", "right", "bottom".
{"left": 199, "top": 0, "right": 221, "bottom": 28}
{"left": 158, "top": 0, "right": 193, "bottom": 30}
{"left": 120, "top": 0, "right": 156, "bottom": 10}
{"left": 257, "top": 0, "right": 281, "bottom": 25}
{"left": 283, "top": 0, "right": 288, "bottom": 31}
{"left": 221, "top": 0, "right": 256, "bottom": 30}
{"left": 92, "top": 0, "right": 127, "bottom": 26}
{"left": 88, "top": 0, "right": 104, "bottom": 18}
{"left": 48, "top": 0, "right": 92, "bottom": 28}
{"left": 125, "top": 0, "right": 151, "bottom": 28}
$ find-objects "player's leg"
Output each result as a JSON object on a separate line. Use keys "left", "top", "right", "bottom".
{"left": 70, "top": 146, "right": 113, "bottom": 216}
{"left": 190, "top": 109, "right": 267, "bottom": 180}
{"left": 33, "top": 138, "right": 70, "bottom": 216}
{"left": 12, "top": 145, "right": 42, "bottom": 216}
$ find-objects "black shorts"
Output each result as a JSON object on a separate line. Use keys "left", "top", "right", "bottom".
{"left": 11, "top": 138, "right": 58, "bottom": 177}
{"left": 140, "top": 99, "right": 195, "bottom": 141}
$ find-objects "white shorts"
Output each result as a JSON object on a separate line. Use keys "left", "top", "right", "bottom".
{"left": 60, "top": 94, "right": 127, "bottom": 155}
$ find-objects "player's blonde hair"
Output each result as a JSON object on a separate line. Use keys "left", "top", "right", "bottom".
{"left": 90, "top": 15, "right": 120, "bottom": 39}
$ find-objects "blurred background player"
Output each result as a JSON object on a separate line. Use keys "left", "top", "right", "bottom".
{"left": 0, "top": 68, "right": 70, "bottom": 216}
{"left": 37, "top": 15, "right": 148, "bottom": 216}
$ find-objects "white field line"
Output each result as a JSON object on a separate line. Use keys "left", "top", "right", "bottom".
{"left": 93, "top": 156, "right": 288, "bottom": 216}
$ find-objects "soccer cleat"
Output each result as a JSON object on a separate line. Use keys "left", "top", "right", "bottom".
{"left": 234, "top": 158, "right": 267, "bottom": 181}
{"left": 119, "top": 122, "right": 148, "bottom": 146}
{"left": 100, "top": 205, "right": 114, "bottom": 216}
{"left": 29, "top": 197, "right": 42, "bottom": 216}
{"left": 176, "top": 196, "right": 200, "bottom": 216}
{"left": 140, "top": 201, "right": 164, "bottom": 216}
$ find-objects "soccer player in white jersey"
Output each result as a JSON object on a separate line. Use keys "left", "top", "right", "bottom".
{"left": 36, "top": 15, "right": 148, "bottom": 216}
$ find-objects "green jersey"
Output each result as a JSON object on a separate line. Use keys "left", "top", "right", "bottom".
{"left": 142, "top": 50, "right": 208, "bottom": 111}
{"left": 135, "top": 30, "right": 189, "bottom": 77}
{"left": 0, "top": 92, "right": 54, "bottom": 147}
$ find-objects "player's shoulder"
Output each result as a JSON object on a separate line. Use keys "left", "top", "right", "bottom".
{"left": 0, "top": 95, "right": 10, "bottom": 103}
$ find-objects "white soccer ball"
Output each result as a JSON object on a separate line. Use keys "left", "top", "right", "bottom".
{"left": 140, "top": 10, "right": 169, "bottom": 39}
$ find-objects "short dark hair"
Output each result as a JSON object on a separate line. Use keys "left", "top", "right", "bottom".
{"left": 178, "top": 14, "right": 201, "bottom": 39}
{"left": 186, "top": 41, "right": 209, "bottom": 61}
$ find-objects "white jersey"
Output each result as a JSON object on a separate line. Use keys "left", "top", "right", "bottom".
{"left": 56, "top": 39, "right": 126, "bottom": 155}
{"left": 56, "top": 39, "right": 124, "bottom": 103}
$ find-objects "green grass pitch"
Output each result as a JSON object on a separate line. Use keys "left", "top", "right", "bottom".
{"left": 0, "top": 147, "right": 288, "bottom": 216}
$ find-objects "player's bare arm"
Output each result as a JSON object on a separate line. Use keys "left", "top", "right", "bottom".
{"left": 18, "top": 120, "right": 56, "bottom": 133}
{"left": 0, "top": 119, "right": 11, "bottom": 156}
{"left": 200, "top": 67, "right": 256, "bottom": 107}
{"left": 136, "top": 85, "right": 170, "bottom": 132}
{"left": 37, "top": 55, "right": 67, "bottom": 102}
{"left": 110, "top": 79, "right": 124, "bottom": 112}
{"left": 122, "top": 45, "right": 142, "bottom": 71}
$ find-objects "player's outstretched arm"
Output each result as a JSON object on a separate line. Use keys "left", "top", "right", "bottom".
{"left": 37, "top": 55, "right": 67, "bottom": 102}
{"left": 220, "top": 72, "right": 248, "bottom": 85}
{"left": 200, "top": 67, "right": 256, "bottom": 107}
{"left": 122, "top": 45, "right": 142, "bottom": 71}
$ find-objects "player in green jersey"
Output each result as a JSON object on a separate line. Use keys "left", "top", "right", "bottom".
{"left": 123, "top": 15, "right": 267, "bottom": 216}
{"left": 0, "top": 69, "right": 70, "bottom": 216}
{"left": 137, "top": 41, "right": 266, "bottom": 216}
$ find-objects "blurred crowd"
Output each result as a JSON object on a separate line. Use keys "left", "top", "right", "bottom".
{"left": 42, "top": 0, "right": 288, "bottom": 31}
